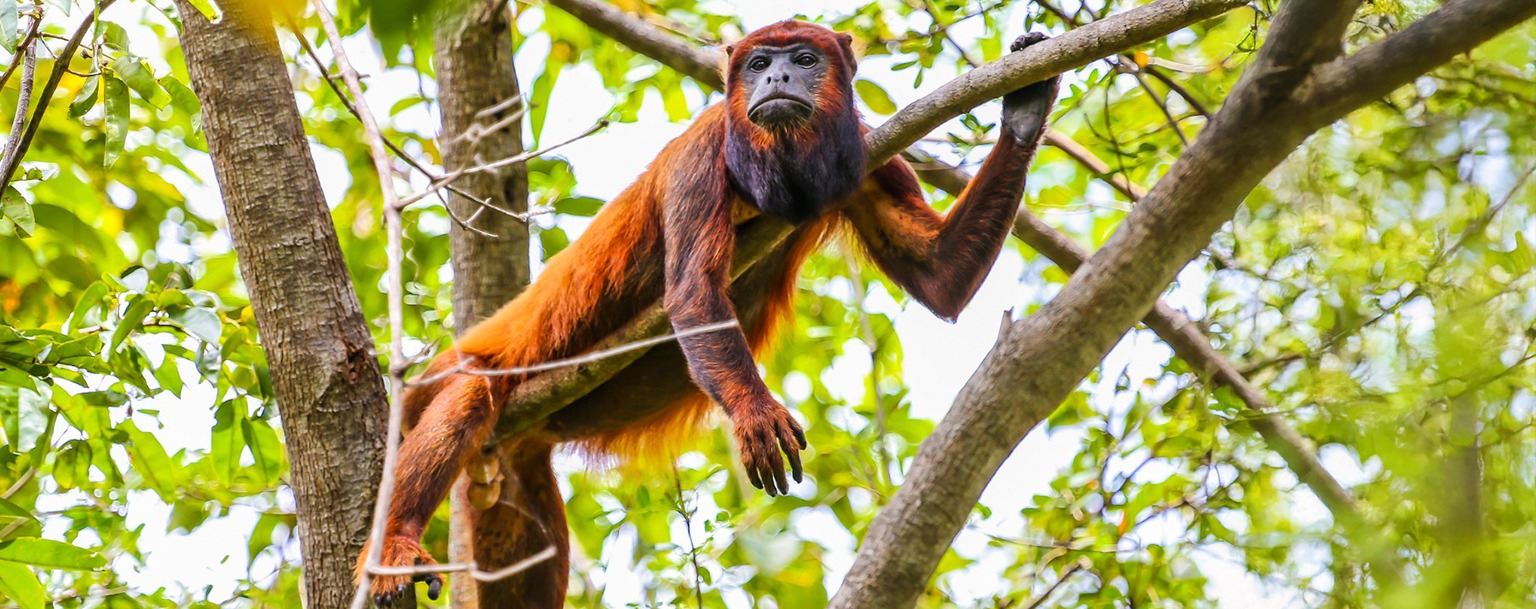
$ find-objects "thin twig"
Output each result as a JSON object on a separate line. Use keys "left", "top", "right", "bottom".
{"left": 1022, "top": 559, "right": 1089, "bottom": 609}
{"left": 672, "top": 463, "right": 706, "bottom": 609}
{"left": 408, "top": 320, "right": 740, "bottom": 387}
{"left": 1241, "top": 164, "right": 1536, "bottom": 376}
{"left": 283, "top": 16, "right": 531, "bottom": 224}
{"left": 366, "top": 545, "right": 557, "bottom": 582}
{"left": 843, "top": 248, "right": 891, "bottom": 487}
{"left": 1128, "top": 68, "right": 1191, "bottom": 146}
{"left": 394, "top": 119, "right": 608, "bottom": 209}
{"left": 473, "top": 93, "right": 524, "bottom": 120}
{"left": 307, "top": 2, "right": 406, "bottom": 608}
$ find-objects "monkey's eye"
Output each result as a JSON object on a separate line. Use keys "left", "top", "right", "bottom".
{"left": 748, "top": 58, "right": 770, "bottom": 72}
{"left": 794, "top": 54, "right": 818, "bottom": 68}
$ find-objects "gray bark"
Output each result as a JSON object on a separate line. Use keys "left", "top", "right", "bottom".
{"left": 175, "top": 2, "right": 389, "bottom": 608}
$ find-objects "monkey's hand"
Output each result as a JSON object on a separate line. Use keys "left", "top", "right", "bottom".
{"left": 1001, "top": 32, "right": 1062, "bottom": 146}
{"left": 359, "top": 535, "right": 444, "bottom": 607}
{"left": 732, "top": 401, "right": 807, "bottom": 497}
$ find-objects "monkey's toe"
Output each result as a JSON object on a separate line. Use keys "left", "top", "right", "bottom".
{"left": 415, "top": 571, "right": 444, "bottom": 600}
{"left": 370, "top": 575, "right": 411, "bottom": 607}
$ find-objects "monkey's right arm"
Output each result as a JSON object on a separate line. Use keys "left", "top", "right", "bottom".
{"left": 659, "top": 131, "right": 806, "bottom": 497}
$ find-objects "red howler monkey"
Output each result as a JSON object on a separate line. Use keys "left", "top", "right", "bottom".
{"left": 362, "top": 20, "right": 1060, "bottom": 608}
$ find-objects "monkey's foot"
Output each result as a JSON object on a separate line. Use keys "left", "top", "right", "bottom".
{"left": 1001, "top": 32, "right": 1061, "bottom": 145}
{"left": 363, "top": 536, "right": 444, "bottom": 607}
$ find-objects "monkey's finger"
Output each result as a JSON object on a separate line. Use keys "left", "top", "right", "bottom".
{"left": 777, "top": 421, "right": 804, "bottom": 483}
{"left": 763, "top": 467, "right": 781, "bottom": 496}
{"left": 745, "top": 459, "right": 765, "bottom": 491}
{"left": 793, "top": 422, "right": 808, "bottom": 450}
{"left": 785, "top": 439, "right": 804, "bottom": 484}
{"left": 769, "top": 449, "right": 789, "bottom": 495}
{"left": 426, "top": 575, "right": 443, "bottom": 600}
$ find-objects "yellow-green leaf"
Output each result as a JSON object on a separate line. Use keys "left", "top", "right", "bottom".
{"left": 855, "top": 79, "right": 897, "bottom": 115}
{"left": 0, "top": 561, "right": 44, "bottom": 609}
{"left": 103, "top": 76, "right": 129, "bottom": 167}
{"left": 0, "top": 537, "right": 106, "bottom": 570}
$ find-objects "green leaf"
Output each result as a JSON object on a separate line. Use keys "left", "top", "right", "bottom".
{"left": 0, "top": 2, "right": 17, "bottom": 53}
{"left": 121, "top": 421, "right": 179, "bottom": 500}
{"left": 52, "top": 439, "right": 93, "bottom": 490}
{"left": 110, "top": 295, "right": 152, "bottom": 352}
{"left": 78, "top": 390, "right": 127, "bottom": 407}
{"left": 211, "top": 400, "right": 246, "bottom": 484}
{"left": 1510, "top": 232, "right": 1535, "bottom": 275}
{"left": 169, "top": 307, "right": 221, "bottom": 344}
{"left": 389, "top": 95, "right": 425, "bottom": 116}
{"left": 0, "top": 537, "right": 107, "bottom": 570}
{"left": 156, "top": 356, "right": 184, "bottom": 397}
{"left": 0, "top": 561, "right": 44, "bottom": 609}
{"left": 161, "top": 77, "right": 201, "bottom": 119}
{"left": 103, "top": 75, "right": 129, "bottom": 167}
{"left": 101, "top": 22, "right": 129, "bottom": 51}
{"left": 110, "top": 56, "right": 171, "bottom": 109}
{"left": 182, "top": 0, "right": 219, "bottom": 20}
{"left": 69, "top": 75, "right": 99, "bottom": 118}
{"left": 0, "top": 499, "right": 40, "bottom": 541}
{"left": 537, "top": 227, "right": 570, "bottom": 259}
{"left": 243, "top": 418, "right": 284, "bottom": 486}
{"left": 553, "top": 196, "right": 604, "bottom": 217}
{"left": 64, "top": 281, "right": 109, "bottom": 333}
{"left": 13, "top": 388, "right": 48, "bottom": 455}
{"left": 855, "top": 79, "right": 898, "bottom": 115}
{"left": 1, "top": 188, "right": 34, "bottom": 238}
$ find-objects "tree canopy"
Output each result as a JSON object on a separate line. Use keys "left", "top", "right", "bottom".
{"left": 0, "top": 1, "right": 1533, "bottom": 608}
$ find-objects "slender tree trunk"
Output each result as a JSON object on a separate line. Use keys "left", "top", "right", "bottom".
{"left": 175, "top": 2, "right": 388, "bottom": 607}
{"left": 434, "top": 0, "right": 532, "bottom": 606}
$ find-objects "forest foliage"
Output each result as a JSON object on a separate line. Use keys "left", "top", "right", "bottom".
{"left": 0, "top": 0, "right": 1533, "bottom": 607}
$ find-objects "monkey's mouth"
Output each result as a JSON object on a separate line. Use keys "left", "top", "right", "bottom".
{"left": 748, "top": 95, "right": 814, "bottom": 126}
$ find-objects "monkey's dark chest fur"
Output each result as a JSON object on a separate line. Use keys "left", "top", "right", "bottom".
{"left": 725, "top": 113, "right": 865, "bottom": 223}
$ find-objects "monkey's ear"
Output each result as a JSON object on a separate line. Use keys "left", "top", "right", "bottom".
{"left": 836, "top": 32, "right": 853, "bottom": 49}
{"left": 726, "top": 44, "right": 736, "bottom": 56}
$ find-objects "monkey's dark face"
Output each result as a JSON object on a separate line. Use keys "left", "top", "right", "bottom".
{"left": 739, "top": 44, "right": 830, "bottom": 128}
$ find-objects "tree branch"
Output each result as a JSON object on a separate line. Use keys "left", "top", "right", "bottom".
{"left": 1298, "top": 0, "right": 1536, "bottom": 119}
{"left": 2, "top": 11, "right": 37, "bottom": 175}
{"left": 546, "top": 0, "right": 724, "bottom": 88}
{"left": 907, "top": 155, "right": 1365, "bottom": 531}
{"left": 863, "top": 0, "right": 1246, "bottom": 164}
{"left": 831, "top": 1, "right": 1531, "bottom": 605}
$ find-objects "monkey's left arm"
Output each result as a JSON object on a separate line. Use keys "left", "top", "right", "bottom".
{"left": 844, "top": 34, "right": 1061, "bottom": 321}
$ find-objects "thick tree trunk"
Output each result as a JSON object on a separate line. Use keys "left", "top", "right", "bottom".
{"left": 175, "top": 2, "right": 388, "bottom": 608}
{"left": 433, "top": 1, "right": 532, "bottom": 606}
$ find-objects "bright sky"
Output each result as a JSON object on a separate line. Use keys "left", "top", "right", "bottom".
{"left": 43, "top": 0, "right": 1375, "bottom": 606}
